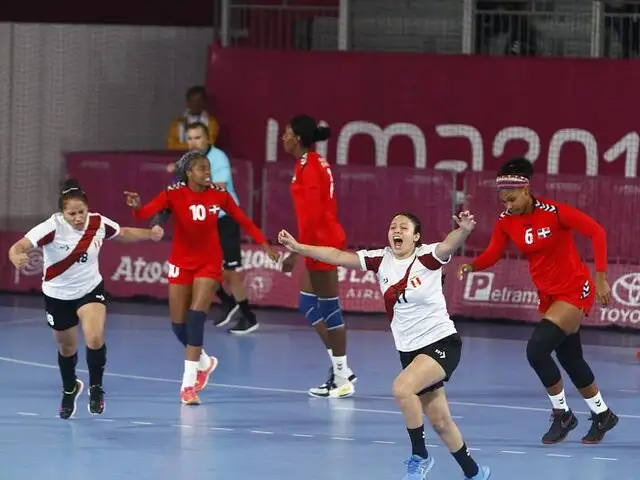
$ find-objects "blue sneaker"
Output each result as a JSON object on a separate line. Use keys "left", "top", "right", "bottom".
{"left": 402, "top": 454, "right": 435, "bottom": 479}
{"left": 466, "top": 465, "right": 491, "bottom": 479}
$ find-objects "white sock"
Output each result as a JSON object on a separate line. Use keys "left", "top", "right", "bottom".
{"left": 198, "top": 350, "right": 212, "bottom": 371}
{"left": 585, "top": 392, "right": 608, "bottom": 415}
{"left": 548, "top": 390, "right": 569, "bottom": 412}
{"left": 181, "top": 360, "right": 199, "bottom": 390}
{"left": 327, "top": 349, "right": 333, "bottom": 361}
{"left": 331, "top": 355, "right": 350, "bottom": 378}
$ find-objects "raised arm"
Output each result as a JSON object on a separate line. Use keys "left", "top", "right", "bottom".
{"left": 125, "top": 190, "right": 170, "bottom": 221}
{"left": 435, "top": 211, "right": 476, "bottom": 260}
{"left": 278, "top": 230, "right": 361, "bottom": 269}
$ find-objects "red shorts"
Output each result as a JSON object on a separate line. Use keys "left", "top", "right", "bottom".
{"left": 167, "top": 262, "right": 222, "bottom": 284}
{"left": 537, "top": 279, "right": 595, "bottom": 316}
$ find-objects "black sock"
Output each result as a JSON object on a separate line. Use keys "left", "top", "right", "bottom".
{"left": 58, "top": 351, "right": 78, "bottom": 392}
{"left": 86, "top": 344, "right": 107, "bottom": 387}
{"left": 237, "top": 299, "right": 252, "bottom": 316}
{"left": 171, "top": 322, "right": 188, "bottom": 346}
{"left": 407, "top": 425, "right": 428, "bottom": 459}
{"left": 451, "top": 443, "right": 479, "bottom": 478}
{"left": 216, "top": 286, "right": 235, "bottom": 306}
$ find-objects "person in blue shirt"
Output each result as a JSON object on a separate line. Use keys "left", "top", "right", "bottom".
{"left": 153, "top": 122, "right": 258, "bottom": 334}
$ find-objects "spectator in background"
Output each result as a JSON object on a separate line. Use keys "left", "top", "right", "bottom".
{"left": 605, "top": 1, "right": 640, "bottom": 59}
{"left": 166, "top": 86, "right": 219, "bottom": 150}
{"left": 475, "top": 1, "right": 537, "bottom": 56}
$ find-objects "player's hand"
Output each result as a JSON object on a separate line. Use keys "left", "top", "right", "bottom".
{"left": 124, "top": 191, "right": 141, "bottom": 209}
{"left": 453, "top": 210, "right": 476, "bottom": 233}
{"left": 278, "top": 229, "right": 299, "bottom": 252}
{"left": 9, "top": 252, "right": 29, "bottom": 269}
{"left": 595, "top": 273, "right": 611, "bottom": 306}
{"left": 458, "top": 264, "right": 474, "bottom": 280}
{"left": 150, "top": 225, "right": 164, "bottom": 242}
{"left": 166, "top": 163, "right": 177, "bottom": 174}
{"left": 263, "top": 244, "right": 280, "bottom": 264}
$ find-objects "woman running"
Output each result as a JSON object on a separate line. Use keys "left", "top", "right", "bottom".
{"left": 281, "top": 114, "right": 356, "bottom": 398}
{"left": 8, "top": 178, "right": 164, "bottom": 419}
{"left": 458, "top": 157, "right": 618, "bottom": 444}
{"left": 278, "top": 212, "right": 491, "bottom": 480}
{"left": 125, "top": 151, "right": 278, "bottom": 405}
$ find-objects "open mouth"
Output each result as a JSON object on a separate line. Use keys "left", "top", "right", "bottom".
{"left": 392, "top": 235, "right": 403, "bottom": 248}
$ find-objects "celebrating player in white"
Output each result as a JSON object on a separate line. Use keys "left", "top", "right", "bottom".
{"left": 7, "top": 179, "right": 164, "bottom": 419}
{"left": 278, "top": 211, "right": 491, "bottom": 480}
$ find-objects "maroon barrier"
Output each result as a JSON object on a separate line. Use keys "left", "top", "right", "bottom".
{"left": 2, "top": 232, "right": 638, "bottom": 330}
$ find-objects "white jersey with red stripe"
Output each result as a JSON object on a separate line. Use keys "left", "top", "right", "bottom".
{"left": 356, "top": 243, "right": 456, "bottom": 352}
{"left": 24, "top": 212, "right": 120, "bottom": 300}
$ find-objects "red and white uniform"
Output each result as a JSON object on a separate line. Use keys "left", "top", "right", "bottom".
{"left": 357, "top": 243, "right": 456, "bottom": 352}
{"left": 24, "top": 213, "right": 120, "bottom": 300}
{"left": 290, "top": 152, "right": 346, "bottom": 271}
{"left": 132, "top": 182, "right": 266, "bottom": 283}
{"left": 471, "top": 198, "right": 607, "bottom": 314}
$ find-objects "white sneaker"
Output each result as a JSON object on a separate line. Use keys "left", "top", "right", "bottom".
{"left": 308, "top": 368, "right": 355, "bottom": 398}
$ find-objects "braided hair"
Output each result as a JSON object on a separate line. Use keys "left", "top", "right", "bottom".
{"left": 175, "top": 150, "right": 207, "bottom": 182}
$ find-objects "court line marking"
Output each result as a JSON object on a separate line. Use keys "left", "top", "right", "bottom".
{"left": 0, "top": 317, "right": 44, "bottom": 327}
{"left": 10, "top": 411, "right": 622, "bottom": 462}
{"left": 1, "top": 355, "right": 639, "bottom": 420}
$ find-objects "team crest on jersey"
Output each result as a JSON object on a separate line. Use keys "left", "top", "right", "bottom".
{"left": 410, "top": 276, "right": 422, "bottom": 288}
{"left": 208, "top": 205, "right": 221, "bottom": 215}
{"left": 537, "top": 227, "right": 551, "bottom": 238}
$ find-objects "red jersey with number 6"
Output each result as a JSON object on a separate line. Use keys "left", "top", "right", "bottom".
{"left": 132, "top": 182, "right": 266, "bottom": 272}
{"left": 471, "top": 198, "right": 607, "bottom": 296}
{"left": 290, "top": 152, "right": 346, "bottom": 247}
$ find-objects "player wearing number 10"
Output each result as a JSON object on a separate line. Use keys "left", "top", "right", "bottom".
{"left": 125, "top": 151, "right": 279, "bottom": 405}
{"left": 458, "top": 157, "right": 618, "bottom": 445}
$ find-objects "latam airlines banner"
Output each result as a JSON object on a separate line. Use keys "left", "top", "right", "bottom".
{"left": 1, "top": 233, "right": 638, "bottom": 330}
{"left": 208, "top": 47, "right": 640, "bottom": 177}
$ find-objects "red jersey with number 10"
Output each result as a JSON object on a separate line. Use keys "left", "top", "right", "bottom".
{"left": 132, "top": 182, "right": 266, "bottom": 270}
{"left": 471, "top": 198, "right": 607, "bottom": 295}
{"left": 290, "top": 152, "right": 346, "bottom": 246}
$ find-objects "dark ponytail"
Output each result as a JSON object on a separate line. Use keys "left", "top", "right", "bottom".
{"left": 313, "top": 124, "right": 331, "bottom": 143}
{"left": 290, "top": 114, "right": 331, "bottom": 148}
{"left": 59, "top": 178, "right": 88, "bottom": 211}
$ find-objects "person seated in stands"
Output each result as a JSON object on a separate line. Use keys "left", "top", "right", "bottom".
{"left": 166, "top": 85, "right": 219, "bottom": 150}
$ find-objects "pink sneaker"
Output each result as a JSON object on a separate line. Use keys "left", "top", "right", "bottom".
{"left": 195, "top": 356, "right": 219, "bottom": 393}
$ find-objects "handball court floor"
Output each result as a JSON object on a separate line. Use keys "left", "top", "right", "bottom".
{"left": 0, "top": 295, "right": 639, "bottom": 480}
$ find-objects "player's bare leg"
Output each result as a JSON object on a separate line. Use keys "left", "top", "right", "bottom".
{"left": 226, "top": 269, "right": 259, "bottom": 334}
{"left": 170, "top": 283, "right": 217, "bottom": 404}
{"left": 180, "top": 277, "right": 219, "bottom": 404}
{"left": 530, "top": 301, "right": 618, "bottom": 444}
{"left": 419, "top": 387, "right": 490, "bottom": 479}
{"left": 307, "top": 269, "right": 355, "bottom": 398}
{"left": 54, "top": 326, "right": 84, "bottom": 419}
{"left": 78, "top": 302, "right": 107, "bottom": 415}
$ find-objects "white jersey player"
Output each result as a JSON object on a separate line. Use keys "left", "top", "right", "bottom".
{"left": 7, "top": 178, "right": 163, "bottom": 420}
{"left": 278, "top": 212, "right": 491, "bottom": 480}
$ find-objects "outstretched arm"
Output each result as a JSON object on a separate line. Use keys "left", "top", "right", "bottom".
{"left": 125, "top": 190, "right": 170, "bottom": 221}
{"left": 278, "top": 230, "right": 361, "bottom": 269}
{"left": 470, "top": 221, "right": 509, "bottom": 271}
{"left": 116, "top": 226, "right": 164, "bottom": 242}
{"left": 435, "top": 211, "right": 476, "bottom": 260}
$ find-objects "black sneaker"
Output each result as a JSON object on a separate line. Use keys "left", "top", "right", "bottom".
{"left": 214, "top": 303, "right": 239, "bottom": 327}
{"left": 541, "top": 409, "right": 578, "bottom": 444}
{"left": 88, "top": 385, "right": 106, "bottom": 415}
{"left": 582, "top": 410, "right": 619, "bottom": 444}
{"left": 229, "top": 311, "right": 259, "bottom": 335}
{"left": 59, "top": 379, "right": 84, "bottom": 420}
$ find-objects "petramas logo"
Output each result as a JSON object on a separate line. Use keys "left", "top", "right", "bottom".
{"left": 462, "top": 272, "right": 538, "bottom": 306}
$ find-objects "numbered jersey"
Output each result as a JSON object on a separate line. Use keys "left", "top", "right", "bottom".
{"left": 472, "top": 197, "right": 608, "bottom": 296}
{"left": 290, "top": 152, "right": 345, "bottom": 246}
{"left": 357, "top": 243, "right": 457, "bottom": 352}
{"left": 24, "top": 213, "right": 120, "bottom": 300}
{"left": 132, "top": 183, "right": 266, "bottom": 271}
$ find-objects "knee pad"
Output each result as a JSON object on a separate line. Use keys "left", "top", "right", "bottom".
{"left": 526, "top": 319, "right": 565, "bottom": 388}
{"left": 186, "top": 309, "right": 207, "bottom": 347}
{"left": 555, "top": 332, "right": 595, "bottom": 389}
{"left": 299, "top": 292, "right": 323, "bottom": 326}
{"left": 171, "top": 322, "right": 188, "bottom": 346}
{"left": 318, "top": 297, "right": 344, "bottom": 330}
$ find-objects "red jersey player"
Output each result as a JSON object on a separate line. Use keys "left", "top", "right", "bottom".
{"left": 281, "top": 114, "right": 356, "bottom": 399}
{"left": 458, "top": 157, "right": 618, "bottom": 445}
{"left": 125, "top": 151, "right": 278, "bottom": 405}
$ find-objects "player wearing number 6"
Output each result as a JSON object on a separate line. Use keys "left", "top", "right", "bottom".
{"left": 458, "top": 157, "right": 618, "bottom": 445}
{"left": 7, "top": 179, "right": 164, "bottom": 419}
{"left": 125, "top": 151, "right": 279, "bottom": 405}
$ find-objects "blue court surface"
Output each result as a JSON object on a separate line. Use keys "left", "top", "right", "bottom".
{"left": 0, "top": 295, "right": 638, "bottom": 480}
